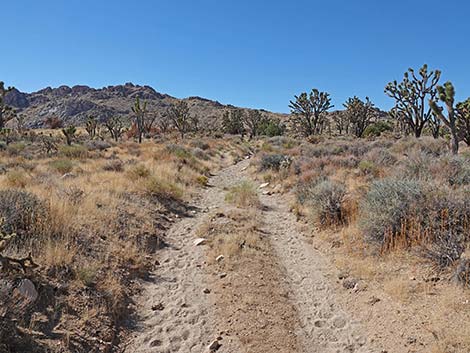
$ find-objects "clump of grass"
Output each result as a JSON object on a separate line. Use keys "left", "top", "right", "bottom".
{"left": 102, "top": 159, "right": 124, "bottom": 172}
{"left": 358, "top": 160, "right": 379, "bottom": 177}
{"left": 76, "top": 265, "right": 98, "bottom": 287}
{"left": 49, "top": 159, "right": 74, "bottom": 174}
{"left": 6, "top": 142, "right": 27, "bottom": 156}
{"left": 5, "top": 169, "right": 29, "bottom": 188}
{"left": 196, "top": 175, "right": 209, "bottom": 186}
{"left": 166, "top": 144, "right": 192, "bottom": 159}
{"left": 0, "top": 190, "right": 49, "bottom": 253}
{"left": 225, "top": 181, "right": 260, "bottom": 208}
{"left": 59, "top": 144, "right": 89, "bottom": 159}
{"left": 127, "top": 164, "right": 151, "bottom": 179}
{"left": 145, "top": 176, "right": 183, "bottom": 200}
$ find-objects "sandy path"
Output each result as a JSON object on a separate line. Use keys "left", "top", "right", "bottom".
{"left": 123, "top": 160, "right": 247, "bottom": 353}
{"left": 259, "top": 191, "right": 379, "bottom": 353}
{"left": 124, "top": 158, "right": 380, "bottom": 353}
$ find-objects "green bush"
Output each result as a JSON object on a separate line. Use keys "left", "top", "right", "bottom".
{"left": 0, "top": 190, "right": 49, "bottom": 252}
{"left": 58, "top": 144, "right": 88, "bottom": 159}
{"left": 49, "top": 159, "right": 74, "bottom": 174}
{"left": 363, "top": 120, "right": 393, "bottom": 137}
{"left": 304, "top": 179, "right": 346, "bottom": 227}
{"left": 259, "top": 154, "right": 291, "bottom": 171}
{"left": 360, "top": 178, "right": 425, "bottom": 244}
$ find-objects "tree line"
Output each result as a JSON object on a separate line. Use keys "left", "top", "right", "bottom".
{"left": 289, "top": 64, "right": 470, "bottom": 154}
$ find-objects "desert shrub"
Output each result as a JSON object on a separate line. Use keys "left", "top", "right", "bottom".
{"left": 363, "top": 120, "right": 393, "bottom": 137}
{"left": 190, "top": 140, "right": 210, "bottom": 151}
{"left": 102, "top": 160, "right": 124, "bottom": 172}
{"left": 5, "top": 170, "right": 29, "bottom": 188}
{"left": 392, "top": 136, "right": 447, "bottom": 157}
{"left": 127, "top": 164, "right": 151, "bottom": 179}
{"left": 58, "top": 144, "right": 88, "bottom": 159}
{"left": 259, "top": 154, "right": 291, "bottom": 171}
{"left": 196, "top": 175, "right": 208, "bottom": 186}
{"left": 225, "top": 181, "right": 259, "bottom": 208}
{"left": 0, "top": 190, "right": 49, "bottom": 252}
{"left": 166, "top": 144, "right": 192, "bottom": 159}
{"left": 268, "top": 136, "right": 297, "bottom": 149}
{"left": 259, "top": 119, "right": 284, "bottom": 137}
{"left": 302, "top": 179, "right": 346, "bottom": 227}
{"left": 85, "top": 140, "right": 112, "bottom": 151}
{"left": 360, "top": 178, "right": 425, "bottom": 244}
{"left": 192, "top": 147, "right": 209, "bottom": 160}
{"left": 434, "top": 155, "right": 470, "bottom": 186}
{"left": 363, "top": 147, "right": 397, "bottom": 167}
{"left": 5, "top": 142, "right": 26, "bottom": 156}
{"left": 358, "top": 160, "right": 379, "bottom": 176}
{"left": 421, "top": 188, "right": 470, "bottom": 268}
{"left": 49, "top": 159, "right": 74, "bottom": 174}
{"left": 144, "top": 176, "right": 183, "bottom": 200}
{"left": 397, "top": 150, "right": 433, "bottom": 180}
{"left": 328, "top": 155, "right": 359, "bottom": 169}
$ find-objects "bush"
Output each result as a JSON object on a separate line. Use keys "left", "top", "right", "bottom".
{"left": 6, "top": 142, "right": 26, "bottom": 156}
{"left": 363, "top": 147, "right": 397, "bottom": 167}
{"left": 190, "top": 140, "right": 210, "bottom": 151}
{"left": 58, "top": 144, "right": 88, "bottom": 159}
{"left": 421, "top": 189, "right": 470, "bottom": 268}
{"left": 49, "top": 159, "right": 74, "bottom": 174}
{"left": 303, "top": 179, "right": 346, "bottom": 227}
{"left": 102, "top": 160, "right": 124, "bottom": 172}
{"left": 358, "top": 160, "right": 379, "bottom": 176}
{"left": 363, "top": 120, "right": 393, "bottom": 137}
{"left": 225, "top": 181, "right": 259, "bottom": 208}
{"left": 259, "top": 154, "right": 291, "bottom": 171}
{"left": 0, "top": 190, "right": 48, "bottom": 252}
{"left": 165, "top": 144, "right": 192, "bottom": 159}
{"left": 5, "top": 170, "right": 29, "bottom": 188}
{"left": 144, "top": 176, "right": 183, "bottom": 200}
{"left": 85, "top": 140, "right": 112, "bottom": 151}
{"left": 127, "top": 164, "right": 151, "bottom": 179}
{"left": 360, "top": 178, "right": 425, "bottom": 244}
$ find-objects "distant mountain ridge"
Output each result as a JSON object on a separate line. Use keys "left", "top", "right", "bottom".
{"left": 5, "top": 83, "right": 287, "bottom": 129}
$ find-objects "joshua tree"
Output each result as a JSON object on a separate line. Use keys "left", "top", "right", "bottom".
{"left": 428, "top": 112, "right": 442, "bottom": 139}
{"left": 167, "top": 101, "right": 191, "bottom": 139}
{"left": 62, "top": 125, "right": 76, "bottom": 146}
{"left": 456, "top": 98, "right": 470, "bottom": 146}
{"left": 131, "top": 97, "right": 147, "bottom": 143}
{"left": 104, "top": 116, "right": 125, "bottom": 142}
{"left": 143, "top": 112, "right": 158, "bottom": 135}
{"left": 343, "top": 96, "right": 376, "bottom": 138}
{"left": 14, "top": 114, "right": 26, "bottom": 134}
{"left": 85, "top": 115, "right": 98, "bottom": 139}
{"left": 289, "top": 88, "right": 333, "bottom": 137}
{"left": 243, "top": 110, "right": 266, "bottom": 139}
{"left": 0, "top": 82, "right": 14, "bottom": 129}
{"left": 156, "top": 113, "right": 171, "bottom": 134}
{"left": 222, "top": 109, "right": 245, "bottom": 136}
{"left": 331, "top": 111, "right": 350, "bottom": 135}
{"left": 385, "top": 64, "right": 440, "bottom": 138}
{"left": 429, "top": 82, "right": 459, "bottom": 154}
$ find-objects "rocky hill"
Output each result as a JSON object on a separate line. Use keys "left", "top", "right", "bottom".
{"left": 5, "top": 83, "right": 288, "bottom": 129}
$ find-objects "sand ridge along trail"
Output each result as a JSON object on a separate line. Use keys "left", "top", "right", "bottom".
{"left": 124, "top": 158, "right": 377, "bottom": 353}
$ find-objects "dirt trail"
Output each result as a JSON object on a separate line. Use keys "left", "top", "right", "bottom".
{"left": 124, "top": 158, "right": 378, "bottom": 353}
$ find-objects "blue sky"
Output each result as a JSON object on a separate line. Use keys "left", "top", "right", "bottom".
{"left": 3, "top": 0, "right": 469, "bottom": 113}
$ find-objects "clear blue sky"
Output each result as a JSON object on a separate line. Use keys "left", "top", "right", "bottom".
{"left": 3, "top": 0, "right": 469, "bottom": 113}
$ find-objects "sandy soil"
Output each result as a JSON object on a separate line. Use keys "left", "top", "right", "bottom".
{"left": 123, "top": 157, "right": 469, "bottom": 353}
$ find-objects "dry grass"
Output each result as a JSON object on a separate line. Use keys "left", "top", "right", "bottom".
{"left": 225, "top": 180, "right": 260, "bottom": 208}
{"left": 0, "top": 134, "right": 241, "bottom": 352}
